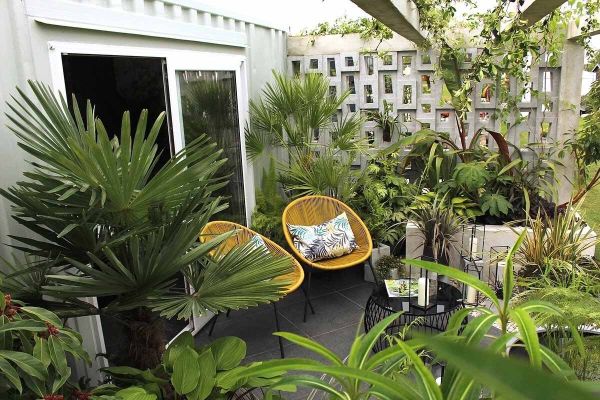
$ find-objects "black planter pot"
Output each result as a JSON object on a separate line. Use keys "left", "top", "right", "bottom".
{"left": 383, "top": 125, "right": 392, "bottom": 142}
{"left": 423, "top": 244, "right": 449, "bottom": 266}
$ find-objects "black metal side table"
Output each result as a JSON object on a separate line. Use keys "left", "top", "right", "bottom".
{"left": 364, "top": 281, "right": 464, "bottom": 352}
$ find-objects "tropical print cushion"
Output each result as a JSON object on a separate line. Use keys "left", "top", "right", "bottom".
{"left": 248, "top": 235, "right": 269, "bottom": 253}
{"left": 287, "top": 212, "right": 358, "bottom": 261}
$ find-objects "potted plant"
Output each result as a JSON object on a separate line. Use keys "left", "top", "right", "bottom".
{"left": 0, "top": 82, "right": 293, "bottom": 369}
{"left": 409, "top": 194, "right": 464, "bottom": 266}
{"left": 375, "top": 255, "right": 405, "bottom": 282}
{"left": 368, "top": 99, "right": 398, "bottom": 142}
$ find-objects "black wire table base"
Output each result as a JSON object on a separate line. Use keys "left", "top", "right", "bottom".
{"left": 364, "top": 293, "right": 464, "bottom": 353}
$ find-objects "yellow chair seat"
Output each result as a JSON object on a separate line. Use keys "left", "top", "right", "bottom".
{"left": 200, "top": 221, "right": 304, "bottom": 294}
{"left": 282, "top": 195, "right": 373, "bottom": 270}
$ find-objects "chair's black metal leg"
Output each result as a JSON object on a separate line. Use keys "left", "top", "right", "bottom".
{"left": 303, "top": 267, "right": 313, "bottom": 323}
{"left": 367, "top": 258, "right": 378, "bottom": 286}
{"left": 226, "top": 309, "right": 231, "bottom": 318}
{"left": 302, "top": 286, "right": 315, "bottom": 315}
{"left": 273, "top": 303, "right": 285, "bottom": 358}
{"left": 208, "top": 313, "right": 219, "bottom": 336}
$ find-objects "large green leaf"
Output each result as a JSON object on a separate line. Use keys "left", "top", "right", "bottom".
{"left": 454, "top": 162, "right": 490, "bottom": 191}
{"left": 0, "top": 350, "right": 47, "bottom": 381}
{"left": 116, "top": 387, "right": 158, "bottom": 400}
{"left": 188, "top": 349, "right": 216, "bottom": 400}
{"left": 426, "top": 336, "right": 597, "bottom": 400}
{"left": 171, "top": 346, "right": 202, "bottom": 395}
{"left": 481, "top": 193, "right": 512, "bottom": 217}
{"left": 0, "top": 357, "right": 22, "bottom": 393}
{"left": 0, "top": 320, "right": 47, "bottom": 334}
{"left": 48, "top": 335, "right": 69, "bottom": 377}
{"left": 403, "top": 258, "right": 499, "bottom": 308}
{"left": 20, "top": 306, "right": 62, "bottom": 327}
{"left": 208, "top": 336, "right": 246, "bottom": 371}
{"left": 33, "top": 336, "right": 51, "bottom": 367}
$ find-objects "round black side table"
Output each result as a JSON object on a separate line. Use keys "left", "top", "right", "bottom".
{"left": 364, "top": 281, "right": 464, "bottom": 352}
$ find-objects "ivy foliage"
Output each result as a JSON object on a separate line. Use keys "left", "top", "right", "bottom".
{"left": 412, "top": 0, "right": 598, "bottom": 145}
{"left": 300, "top": 16, "right": 393, "bottom": 53}
{"left": 300, "top": 16, "right": 393, "bottom": 42}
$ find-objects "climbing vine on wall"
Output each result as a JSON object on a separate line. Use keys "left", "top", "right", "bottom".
{"left": 300, "top": 16, "right": 393, "bottom": 53}
{"left": 411, "top": 0, "right": 599, "bottom": 144}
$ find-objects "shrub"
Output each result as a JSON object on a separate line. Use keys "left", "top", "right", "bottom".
{"left": 375, "top": 255, "right": 405, "bottom": 281}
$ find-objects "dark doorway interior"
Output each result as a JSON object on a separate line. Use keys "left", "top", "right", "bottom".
{"left": 62, "top": 54, "right": 173, "bottom": 167}
{"left": 61, "top": 54, "right": 187, "bottom": 365}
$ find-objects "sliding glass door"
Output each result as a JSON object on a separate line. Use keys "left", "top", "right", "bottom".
{"left": 166, "top": 54, "right": 252, "bottom": 334}
{"left": 175, "top": 70, "right": 246, "bottom": 223}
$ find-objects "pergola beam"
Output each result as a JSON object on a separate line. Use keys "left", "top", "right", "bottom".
{"left": 567, "top": 15, "right": 600, "bottom": 39}
{"left": 350, "top": 0, "right": 426, "bottom": 45}
{"left": 519, "top": 0, "right": 567, "bottom": 26}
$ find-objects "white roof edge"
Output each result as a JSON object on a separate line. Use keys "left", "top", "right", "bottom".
{"left": 163, "top": 0, "right": 289, "bottom": 32}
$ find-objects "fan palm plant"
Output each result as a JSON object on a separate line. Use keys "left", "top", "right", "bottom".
{"left": 0, "top": 81, "right": 293, "bottom": 367}
{"left": 245, "top": 72, "right": 369, "bottom": 201}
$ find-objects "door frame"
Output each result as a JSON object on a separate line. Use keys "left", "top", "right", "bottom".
{"left": 47, "top": 42, "right": 255, "bottom": 339}
{"left": 165, "top": 53, "right": 253, "bottom": 225}
{"left": 48, "top": 41, "right": 254, "bottom": 226}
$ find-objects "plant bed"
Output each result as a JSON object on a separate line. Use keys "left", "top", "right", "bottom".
{"left": 406, "top": 221, "right": 597, "bottom": 282}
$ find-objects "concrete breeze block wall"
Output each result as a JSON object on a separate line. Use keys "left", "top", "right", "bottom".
{"left": 287, "top": 33, "right": 564, "bottom": 168}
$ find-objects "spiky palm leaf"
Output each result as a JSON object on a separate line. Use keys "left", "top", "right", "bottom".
{"left": 152, "top": 242, "right": 294, "bottom": 319}
{"left": 1, "top": 81, "right": 293, "bottom": 318}
{"left": 245, "top": 72, "right": 359, "bottom": 162}
{"left": 3, "top": 81, "right": 228, "bottom": 260}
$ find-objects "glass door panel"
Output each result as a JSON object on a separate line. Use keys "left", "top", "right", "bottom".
{"left": 175, "top": 70, "right": 246, "bottom": 224}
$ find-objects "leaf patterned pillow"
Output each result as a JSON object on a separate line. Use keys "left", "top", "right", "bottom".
{"left": 248, "top": 234, "right": 269, "bottom": 253}
{"left": 287, "top": 212, "right": 358, "bottom": 261}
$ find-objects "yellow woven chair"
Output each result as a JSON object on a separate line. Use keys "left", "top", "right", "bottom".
{"left": 199, "top": 221, "right": 304, "bottom": 358}
{"left": 282, "top": 195, "right": 374, "bottom": 322}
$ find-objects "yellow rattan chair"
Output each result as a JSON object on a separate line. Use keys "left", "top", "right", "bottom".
{"left": 199, "top": 221, "right": 304, "bottom": 357}
{"left": 282, "top": 195, "right": 374, "bottom": 321}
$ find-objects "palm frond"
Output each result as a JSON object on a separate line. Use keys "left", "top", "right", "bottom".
{"left": 2, "top": 80, "right": 291, "bottom": 319}
{"left": 150, "top": 242, "right": 293, "bottom": 319}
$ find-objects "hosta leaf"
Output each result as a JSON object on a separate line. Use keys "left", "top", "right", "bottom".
{"left": 208, "top": 336, "right": 246, "bottom": 371}
{"left": 187, "top": 349, "right": 216, "bottom": 400}
{"left": 171, "top": 346, "right": 201, "bottom": 394}
{"left": 116, "top": 387, "right": 158, "bottom": 400}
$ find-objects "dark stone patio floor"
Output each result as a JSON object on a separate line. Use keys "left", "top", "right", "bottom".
{"left": 195, "top": 265, "right": 375, "bottom": 399}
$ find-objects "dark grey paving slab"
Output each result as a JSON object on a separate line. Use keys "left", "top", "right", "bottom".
{"left": 310, "top": 323, "right": 361, "bottom": 360}
{"left": 337, "top": 283, "right": 375, "bottom": 309}
{"left": 244, "top": 326, "right": 358, "bottom": 400}
{"left": 196, "top": 263, "right": 369, "bottom": 399}
{"left": 304, "top": 265, "right": 366, "bottom": 293}
{"left": 277, "top": 292, "right": 364, "bottom": 337}
{"left": 196, "top": 305, "right": 304, "bottom": 356}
